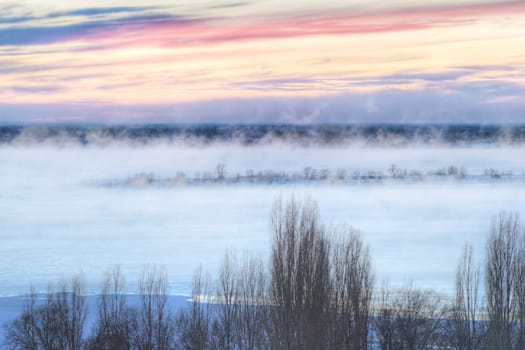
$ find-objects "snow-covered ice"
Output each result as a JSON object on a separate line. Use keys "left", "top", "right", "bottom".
{"left": 1, "top": 142, "right": 524, "bottom": 298}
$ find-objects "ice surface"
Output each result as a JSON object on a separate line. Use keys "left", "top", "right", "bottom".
{"left": 1, "top": 142, "right": 524, "bottom": 298}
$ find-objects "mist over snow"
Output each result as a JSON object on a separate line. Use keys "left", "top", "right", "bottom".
{"left": 1, "top": 126, "right": 525, "bottom": 297}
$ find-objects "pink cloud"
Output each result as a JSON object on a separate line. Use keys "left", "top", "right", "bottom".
{"left": 71, "top": 0, "right": 525, "bottom": 51}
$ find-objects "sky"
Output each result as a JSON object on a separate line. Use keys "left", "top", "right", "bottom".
{"left": 0, "top": 0, "right": 524, "bottom": 124}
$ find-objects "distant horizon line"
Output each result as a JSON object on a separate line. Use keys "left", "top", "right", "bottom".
{"left": 2, "top": 122, "right": 525, "bottom": 128}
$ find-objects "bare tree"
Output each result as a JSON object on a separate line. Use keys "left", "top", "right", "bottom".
{"left": 374, "top": 282, "right": 398, "bottom": 350}
{"left": 454, "top": 243, "right": 485, "bottom": 350}
{"left": 380, "top": 283, "right": 445, "bottom": 350}
{"left": 215, "top": 164, "right": 226, "bottom": 182}
{"left": 329, "top": 227, "right": 374, "bottom": 350}
{"left": 211, "top": 250, "right": 239, "bottom": 350}
{"left": 4, "top": 288, "right": 39, "bottom": 350}
{"left": 206, "top": 249, "right": 270, "bottom": 350}
{"left": 268, "top": 196, "right": 331, "bottom": 350}
{"left": 235, "top": 254, "right": 268, "bottom": 350}
{"left": 65, "top": 276, "right": 88, "bottom": 350}
{"left": 486, "top": 212, "right": 520, "bottom": 350}
{"left": 268, "top": 195, "right": 299, "bottom": 349}
{"left": 39, "top": 284, "right": 67, "bottom": 350}
{"left": 136, "top": 265, "right": 174, "bottom": 350}
{"left": 515, "top": 230, "right": 525, "bottom": 350}
{"left": 176, "top": 267, "right": 212, "bottom": 350}
{"left": 4, "top": 276, "right": 87, "bottom": 350}
{"left": 88, "top": 265, "right": 136, "bottom": 350}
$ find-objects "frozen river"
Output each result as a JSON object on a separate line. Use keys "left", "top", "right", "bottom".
{"left": 1, "top": 141, "right": 524, "bottom": 297}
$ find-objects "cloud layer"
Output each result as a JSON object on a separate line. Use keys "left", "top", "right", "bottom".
{"left": 0, "top": 0, "right": 524, "bottom": 123}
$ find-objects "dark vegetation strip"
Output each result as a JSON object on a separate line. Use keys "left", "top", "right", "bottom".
{"left": 109, "top": 164, "right": 520, "bottom": 188}
{"left": 3, "top": 124, "right": 525, "bottom": 146}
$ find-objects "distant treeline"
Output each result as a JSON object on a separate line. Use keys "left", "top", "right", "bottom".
{"left": 3, "top": 124, "right": 525, "bottom": 146}
{"left": 109, "top": 164, "right": 521, "bottom": 188}
{"left": 4, "top": 197, "right": 525, "bottom": 350}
